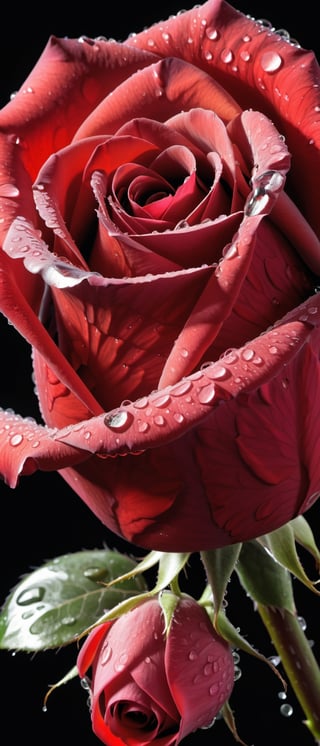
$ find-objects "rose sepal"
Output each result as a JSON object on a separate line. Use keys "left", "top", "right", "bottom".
{"left": 259, "top": 523, "right": 320, "bottom": 594}
{"left": 289, "top": 516, "right": 320, "bottom": 568}
{"left": 200, "top": 544, "right": 242, "bottom": 621}
{"left": 200, "top": 551, "right": 287, "bottom": 684}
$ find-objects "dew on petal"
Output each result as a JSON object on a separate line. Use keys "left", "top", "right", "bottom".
{"left": 0, "top": 183, "right": 20, "bottom": 198}
{"left": 205, "top": 27, "right": 219, "bottom": 40}
{"left": 171, "top": 380, "right": 193, "bottom": 396}
{"left": 173, "top": 412, "right": 184, "bottom": 423}
{"left": 104, "top": 410, "right": 133, "bottom": 431}
{"left": 134, "top": 396, "right": 149, "bottom": 409}
{"left": 245, "top": 187, "right": 270, "bottom": 216}
{"left": 198, "top": 383, "right": 216, "bottom": 404}
{"left": 101, "top": 642, "right": 112, "bottom": 665}
{"left": 260, "top": 51, "right": 283, "bottom": 73}
{"left": 220, "top": 48, "right": 234, "bottom": 64}
{"left": 152, "top": 393, "right": 171, "bottom": 408}
{"left": 153, "top": 415, "right": 166, "bottom": 426}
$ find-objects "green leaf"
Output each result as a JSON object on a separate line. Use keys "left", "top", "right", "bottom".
{"left": 236, "top": 540, "right": 296, "bottom": 611}
{"left": 0, "top": 549, "right": 147, "bottom": 651}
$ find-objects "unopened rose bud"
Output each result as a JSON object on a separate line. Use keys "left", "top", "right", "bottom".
{"left": 77, "top": 595, "right": 234, "bottom": 745}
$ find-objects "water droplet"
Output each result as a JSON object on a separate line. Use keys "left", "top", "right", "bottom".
{"left": 173, "top": 412, "right": 184, "bottom": 423}
{"left": 241, "top": 348, "right": 255, "bottom": 361}
{"left": 268, "top": 655, "right": 281, "bottom": 666}
{"left": 240, "top": 50, "right": 251, "bottom": 62}
{"left": 104, "top": 410, "right": 133, "bottom": 431}
{"left": 260, "top": 51, "right": 283, "bottom": 73}
{"left": 101, "top": 641, "right": 112, "bottom": 665}
{"left": 21, "top": 610, "right": 34, "bottom": 619}
{"left": 198, "top": 383, "right": 216, "bottom": 404}
{"left": 137, "top": 420, "right": 150, "bottom": 433}
{"left": 205, "top": 27, "right": 219, "bottom": 40}
{"left": 114, "top": 652, "right": 128, "bottom": 671}
{"left": 203, "top": 663, "right": 213, "bottom": 676}
{"left": 17, "top": 587, "right": 45, "bottom": 605}
{"left": 220, "top": 48, "right": 234, "bottom": 64}
{"left": 9, "top": 433, "right": 23, "bottom": 446}
{"left": 277, "top": 691, "right": 287, "bottom": 700}
{"left": 209, "top": 683, "right": 219, "bottom": 695}
{"left": 171, "top": 380, "right": 192, "bottom": 396}
{"left": 0, "top": 183, "right": 20, "bottom": 198}
{"left": 234, "top": 666, "right": 242, "bottom": 681}
{"left": 153, "top": 414, "right": 166, "bottom": 426}
{"left": 134, "top": 396, "right": 149, "bottom": 409}
{"left": 255, "top": 169, "right": 284, "bottom": 193}
{"left": 83, "top": 566, "right": 107, "bottom": 581}
{"left": 188, "top": 650, "right": 198, "bottom": 660}
{"left": 280, "top": 703, "right": 293, "bottom": 717}
{"left": 80, "top": 677, "right": 91, "bottom": 691}
{"left": 152, "top": 393, "right": 171, "bottom": 408}
{"left": 61, "top": 615, "right": 77, "bottom": 626}
{"left": 222, "top": 243, "right": 238, "bottom": 259}
{"left": 245, "top": 187, "right": 270, "bottom": 216}
{"left": 298, "top": 616, "right": 307, "bottom": 631}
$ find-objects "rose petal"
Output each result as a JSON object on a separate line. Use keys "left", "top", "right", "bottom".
{"left": 0, "top": 37, "right": 157, "bottom": 181}
{"left": 74, "top": 57, "right": 241, "bottom": 140}
{"left": 129, "top": 0, "right": 320, "bottom": 238}
{"left": 165, "top": 598, "right": 234, "bottom": 739}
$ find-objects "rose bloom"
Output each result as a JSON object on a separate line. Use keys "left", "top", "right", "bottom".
{"left": 0, "top": 0, "right": 320, "bottom": 550}
{"left": 77, "top": 596, "right": 235, "bottom": 746}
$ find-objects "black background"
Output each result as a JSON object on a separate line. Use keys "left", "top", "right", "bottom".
{"left": 0, "top": 2, "right": 319, "bottom": 745}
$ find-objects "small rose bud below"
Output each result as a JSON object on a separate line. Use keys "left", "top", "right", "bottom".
{"left": 77, "top": 595, "right": 235, "bottom": 746}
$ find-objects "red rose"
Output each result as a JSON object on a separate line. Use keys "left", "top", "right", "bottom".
{"left": 77, "top": 595, "right": 234, "bottom": 746}
{"left": 0, "top": 0, "right": 320, "bottom": 549}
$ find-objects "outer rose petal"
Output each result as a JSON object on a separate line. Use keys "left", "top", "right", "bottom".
{"left": 73, "top": 57, "right": 241, "bottom": 140}
{"left": 0, "top": 38, "right": 157, "bottom": 182}
{"left": 165, "top": 598, "right": 234, "bottom": 739}
{"left": 128, "top": 0, "right": 320, "bottom": 248}
{"left": 1, "top": 296, "right": 320, "bottom": 550}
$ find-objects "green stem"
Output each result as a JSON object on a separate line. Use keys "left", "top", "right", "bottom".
{"left": 257, "top": 604, "right": 320, "bottom": 742}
